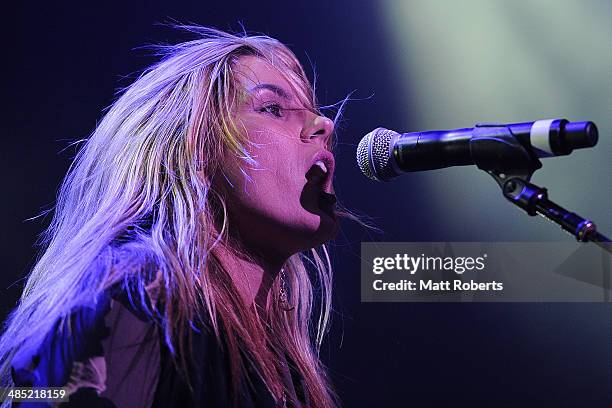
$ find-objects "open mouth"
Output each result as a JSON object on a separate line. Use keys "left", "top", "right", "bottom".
{"left": 306, "top": 160, "right": 330, "bottom": 187}
{"left": 306, "top": 151, "right": 335, "bottom": 192}
{"left": 305, "top": 152, "right": 337, "bottom": 215}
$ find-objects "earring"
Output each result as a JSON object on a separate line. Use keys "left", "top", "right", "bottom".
{"left": 279, "top": 268, "right": 295, "bottom": 312}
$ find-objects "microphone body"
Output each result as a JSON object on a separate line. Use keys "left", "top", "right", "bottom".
{"left": 357, "top": 119, "right": 598, "bottom": 181}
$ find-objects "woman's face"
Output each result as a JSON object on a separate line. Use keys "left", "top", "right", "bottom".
{"left": 218, "top": 55, "right": 338, "bottom": 259}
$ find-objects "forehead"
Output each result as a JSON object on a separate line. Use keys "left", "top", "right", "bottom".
{"left": 233, "top": 55, "right": 295, "bottom": 95}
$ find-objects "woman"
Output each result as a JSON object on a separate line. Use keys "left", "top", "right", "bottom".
{"left": 0, "top": 26, "right": 347, "bottom": 407}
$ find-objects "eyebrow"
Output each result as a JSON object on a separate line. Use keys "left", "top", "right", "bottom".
{"left": 248, "top": 83, "right": 292, "bottom": 101}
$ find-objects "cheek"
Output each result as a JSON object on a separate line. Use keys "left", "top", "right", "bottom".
{"left": 226, "top": 138, "right": 305, "bottom": 211}
{"left": 248, "top": 151, "right": 304, "bottom": 208}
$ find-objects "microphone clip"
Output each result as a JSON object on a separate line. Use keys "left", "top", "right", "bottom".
{"left": 470, "top": 123, "right": 541, "bottom": 187}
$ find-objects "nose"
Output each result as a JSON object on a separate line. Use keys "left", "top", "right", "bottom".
{"left": 301, "top": 114, "right": 334, "bottom": 146}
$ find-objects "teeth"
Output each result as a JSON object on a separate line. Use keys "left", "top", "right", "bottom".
{"left": 314, "top": 160, "right": 328, "bottom": 173}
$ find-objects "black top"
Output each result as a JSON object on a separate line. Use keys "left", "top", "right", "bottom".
{"left": 10, "top": 287, "right": 308, "bottom": 407}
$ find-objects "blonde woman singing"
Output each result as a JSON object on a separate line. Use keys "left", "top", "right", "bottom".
{"left": 0, "top": 26, "right": 348, "bottom": 407}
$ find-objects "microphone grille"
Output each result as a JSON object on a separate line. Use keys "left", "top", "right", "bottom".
{"left": 356, "top": 127, "right": 399, "bottom": 181}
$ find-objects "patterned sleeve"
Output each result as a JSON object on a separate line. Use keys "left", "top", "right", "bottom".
{"left": 10, "top": 291, "right": 161, "bottom": 408}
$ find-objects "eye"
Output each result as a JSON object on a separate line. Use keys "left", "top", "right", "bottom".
{"left": 258, "top": 103, "right": 284, "bottom": 118}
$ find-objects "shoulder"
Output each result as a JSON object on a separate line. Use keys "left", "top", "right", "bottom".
{"left": 11, "top": 288, "right": 161, "bottom": 407}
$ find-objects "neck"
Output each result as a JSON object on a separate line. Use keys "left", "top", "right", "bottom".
{"left": 213, "top": 242, "right": 286, "bottom": 308}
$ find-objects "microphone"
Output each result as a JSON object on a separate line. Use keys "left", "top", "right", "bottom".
{"left": 356, "top": 119, "right": 598, "bottom": 181}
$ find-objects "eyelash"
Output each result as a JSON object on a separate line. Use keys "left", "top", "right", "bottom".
{"left": 258, "top": 103, "right": 284, "bottom": 118}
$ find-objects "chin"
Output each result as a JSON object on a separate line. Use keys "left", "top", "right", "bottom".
{"left": 294, "top": 211, "right": 339, "bottom": 251}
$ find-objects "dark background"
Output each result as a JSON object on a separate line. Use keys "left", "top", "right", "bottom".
{"left": 3, "top": 1, "right": 612, "bottom": 406}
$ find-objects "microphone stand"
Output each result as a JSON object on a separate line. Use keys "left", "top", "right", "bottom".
{"left": 470, "top": 123, "right": 611, "bottom": 254}
{"left": 499, "top": 177, "right": 611, "bottom": 253}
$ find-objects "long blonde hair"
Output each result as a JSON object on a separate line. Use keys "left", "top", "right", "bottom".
{"left": 0, "top": 26, "right": 341, "bottom": 407}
